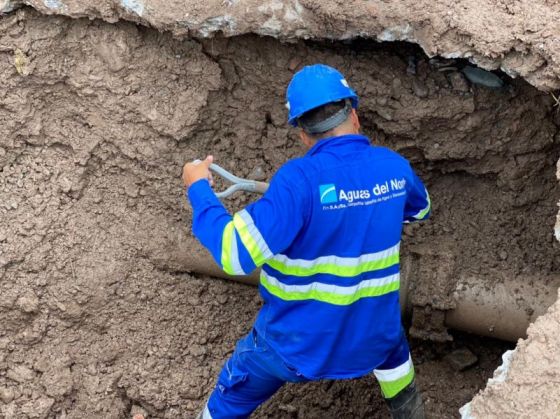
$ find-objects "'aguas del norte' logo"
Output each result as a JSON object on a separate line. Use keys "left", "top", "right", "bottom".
{"left": 319, "top": 184, "right": 338, "bottom": 204}
{"left": 319, "top": 178, "right": 407, "bottom": 207}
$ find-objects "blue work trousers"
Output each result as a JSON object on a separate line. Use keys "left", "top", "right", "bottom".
{"left": 202, "top": 329, "right": 412, "bottom": 419}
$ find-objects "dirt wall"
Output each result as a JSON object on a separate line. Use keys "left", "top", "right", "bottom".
{"left": 1, "top": 0, "right": 560, "bottom": 92}
{"left": 0, "top": 6, "right": 559, "bottom": 419}
{"left": 462, "top": 141, "right": 560, "bottom": 419}
{"left": 557, "top": 159, "right": 560, "bottom": 242}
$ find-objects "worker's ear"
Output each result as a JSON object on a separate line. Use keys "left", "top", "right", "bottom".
{"left": 299, "top": 130, "right": 315, "bottom": 149}
{"left": 350, "top": 108, "right": 360, "bottom": 134}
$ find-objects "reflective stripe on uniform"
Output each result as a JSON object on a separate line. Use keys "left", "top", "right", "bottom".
{"left": 260, "top": 271, "right": 400, "bottom": 305}
{"left": 201, "top": 404, "right": 213, "bottom": 419}
{"left": 374, "top": 355, "right": 415, "bottom": 398}
{"left": 266, "top": 243, "right": 400, "bottom": 277}
{"left": 220, "top": 221, "right": 245, "bottom": 275}
{"left": 233, "top": 209, "right": 273, "bottom": 266}
{"left": 412, "top": 188, "right": 431, "bottom": 220}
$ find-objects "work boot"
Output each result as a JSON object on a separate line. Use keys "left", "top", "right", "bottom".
{"left": 384, "top": 380, "right": 425, "bottom": 419}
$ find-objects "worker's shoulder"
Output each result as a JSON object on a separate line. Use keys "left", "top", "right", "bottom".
{"left": 369, "top": 145, "right": 409, "bottom": 164}
{"left": 271, "top": 157, "right": 310, "bottom": 185}
{"left": 276, "top": 157, "right": 308, "bottom": 176}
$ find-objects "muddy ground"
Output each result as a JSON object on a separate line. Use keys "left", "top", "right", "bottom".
{"left": 0, "top": 8, "right": 559, "bottom": 418}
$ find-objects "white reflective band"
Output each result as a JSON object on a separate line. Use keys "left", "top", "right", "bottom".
{"left": 229, "top": 228, "right": 245, "bottom": 275}
{"left": 270, "top": 243, "right": 400, "bottom": 269}
{"left": 202, "top": 404, "right": 213, "bottom": 419}
{"left": 374, "top": 355, "right": 413, "bottom": 382}
{"left": 237, "top": 209, "right": 273, "bottom": 260}
{"left": 262, "top": 271, "right": 400, "bottom": 295}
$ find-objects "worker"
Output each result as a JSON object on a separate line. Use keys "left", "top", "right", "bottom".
{"left": 183, "top": 64, "right": 431, "bottom": 419}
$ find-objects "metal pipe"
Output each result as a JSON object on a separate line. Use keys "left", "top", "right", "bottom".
{"left": 176, "top": 164, "right": 560, "bottom": 341}
{"left": 176, "top": 252, "right": 412, "bottom": 314}
{"left": 159, "top": 237, "right": 560, "bottom": 342}
{"left": 445, "top": 274, "right": 560, "bottom": 341}
{"left": 149, "top": 236, "right": 260, "bottom": 286}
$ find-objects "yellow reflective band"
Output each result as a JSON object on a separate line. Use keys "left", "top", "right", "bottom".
{"left": 221, "top": 221, "right": 236, "bottom": 275}
{"left": 233, "top": 211, "right": 272, "bottom": 266}
{"left": 377, "top": 367, "right": 415, "bottom": 399}
{"left": 220, "top": 221, "right": 245, "bottom": 275}
{"left": 266, "top": 250, "right": 399, "bottom": 278}
{"left": 260, "top": 272, "right": 400, "bottom": 306}
{"left": 413, "top": 189, "right": 431, "bottom": 220}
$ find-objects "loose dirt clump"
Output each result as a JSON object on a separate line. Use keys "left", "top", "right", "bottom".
{"left": 462, "top": 290, "right": 560, "bottom": 418}
{"left": 0, "top": 7, "right": 559, "bottom": 419}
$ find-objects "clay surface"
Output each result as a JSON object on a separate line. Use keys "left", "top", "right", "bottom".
{"left": 1, "top": 0, "right": 560, "bottom": 91}
{"left": 0, "top": 6, "right": 559, "bottom": 419}
{"left": 463, "top": 289, "right": 560, "bottom": 418}
{"left": 556, "top": 159, "right": 560, "bottom": 242}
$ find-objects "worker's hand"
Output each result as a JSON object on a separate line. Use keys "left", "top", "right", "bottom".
{"left": 183, "top": 156, "right": 214, "bottom": 188}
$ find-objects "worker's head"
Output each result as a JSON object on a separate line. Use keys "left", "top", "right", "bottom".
{"left": 286, "top": 64, "right": 361, "bottom": 148}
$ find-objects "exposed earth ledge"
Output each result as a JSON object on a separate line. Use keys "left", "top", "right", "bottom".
{"left": 1, "top": 0, "right": 560, "bottom": 92}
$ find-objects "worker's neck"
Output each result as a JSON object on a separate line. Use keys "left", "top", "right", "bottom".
{"left": 305, "top": 129, "right": 358, "bottom": 148}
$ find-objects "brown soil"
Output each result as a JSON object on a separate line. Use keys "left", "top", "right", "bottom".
{"left": 463, "top": 133, "right": 560, "bottom": 419}
{"left": 0, "top": 7, "right": 559, "bottom": 419}
{"left": 2, "top": 0, "right": 560, "bottom": 91}
{"left": 556, "top": 160, "right": 560, "bottom": 242}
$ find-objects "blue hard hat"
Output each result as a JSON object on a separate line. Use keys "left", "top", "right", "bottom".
{"left": 286, "top": 64, "right": 359, "bottom": 127}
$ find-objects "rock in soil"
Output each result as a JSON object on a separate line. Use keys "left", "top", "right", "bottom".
{"left": 445, "top": 348, "right": 479, "bottom": 371}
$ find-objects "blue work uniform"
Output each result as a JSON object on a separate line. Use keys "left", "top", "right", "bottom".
{"left": 188, "top": 134, "right": 431, "bottom": 418}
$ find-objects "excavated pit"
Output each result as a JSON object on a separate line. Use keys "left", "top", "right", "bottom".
{"left": 0, "top": 7, "right": 559, "bottom": 418}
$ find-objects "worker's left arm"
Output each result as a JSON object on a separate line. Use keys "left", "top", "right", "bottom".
{"left": 186, "top": 161, "right": 309, "bottom": 275}
{"left": 403, "top": 165, "right": 431, "bottom": 223}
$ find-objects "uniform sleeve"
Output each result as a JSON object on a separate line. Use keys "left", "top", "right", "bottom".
{"left": 187, "top": 164, "right": 309, "bottom": 275}
{"left": 403, "top": 166, "right": 431, "bottom": 223}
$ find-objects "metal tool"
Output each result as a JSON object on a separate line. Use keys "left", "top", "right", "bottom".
{"left": 209, "top": 163, "right": 269, "bottom": 199}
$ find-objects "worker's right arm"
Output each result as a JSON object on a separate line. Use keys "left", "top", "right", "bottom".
{"left": 187, "top": 163, "right": 309, "bottom": 275}
{"left": 403, "top": 166, "right": 431, "bottom": 223}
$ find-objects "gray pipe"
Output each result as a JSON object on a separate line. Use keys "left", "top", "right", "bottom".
{"left": 156, "top": 237, "right": 560, "bottom": 342}
{"left": 445, "top": 274, "right": 560, "bottom": 341}
{"left": 177, "top": 165, "right": 560, "bottom": 341}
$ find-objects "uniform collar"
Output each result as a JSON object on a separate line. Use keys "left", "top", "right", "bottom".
{"left": 306, "top": 134, "right": 370, "bottom": 156}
